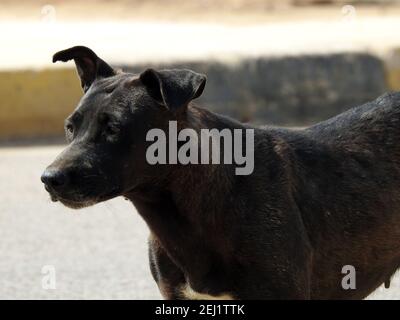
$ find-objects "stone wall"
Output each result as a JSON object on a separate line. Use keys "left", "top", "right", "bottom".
{"left": 0, "top": 52, "right": 392, "bottom": 140}
{"left": 123, "top": 53, "right": 387, "bottom": 125}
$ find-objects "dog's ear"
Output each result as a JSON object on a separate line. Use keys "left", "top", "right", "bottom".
{"left": 139, "top": 69, "right": 206, "bottom": 111}
{"left": 53, "top": 46, "right": 115, "bottom": 92}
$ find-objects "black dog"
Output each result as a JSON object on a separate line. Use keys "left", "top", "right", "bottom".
{"left": 42, "top": 46, "right": 400, "bottom": 299}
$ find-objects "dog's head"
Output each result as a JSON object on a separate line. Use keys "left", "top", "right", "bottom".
{"left": 41, "top": 46, "right": 206, "bottom": 209}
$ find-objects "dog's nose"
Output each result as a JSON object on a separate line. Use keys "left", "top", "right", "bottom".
{"left": 41, "top": 169, "right": 68, "bottom": 189}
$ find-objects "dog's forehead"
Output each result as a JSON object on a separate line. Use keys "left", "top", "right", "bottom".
{"left": 72, "top": 72, "right": 139, "bottom": 117}
{"left": 92, "top": 72, "right": 137, "bottom": 92}
{"left": 104, "top": 72, "right": 135, "bottom": 84}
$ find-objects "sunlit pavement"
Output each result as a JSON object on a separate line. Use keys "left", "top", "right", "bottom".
{"left": 2, "top": 16, "right": 400, "bottom": 71}
{"left": 0, "top": 145, "right": 398, "bottom": 299}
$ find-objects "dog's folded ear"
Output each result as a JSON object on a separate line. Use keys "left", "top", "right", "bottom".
{"left": 139, "top": 69, "right": 206, "bottom": 111}
{"left": 53, "top": 46, "right": 115, "bottom": 92}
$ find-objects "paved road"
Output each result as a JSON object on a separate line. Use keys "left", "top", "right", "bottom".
{"left": 0, "top": 145, "right": 398, "bottom": 299}
{"left": 0, "top": 145, "right": 160, "bottom": 299}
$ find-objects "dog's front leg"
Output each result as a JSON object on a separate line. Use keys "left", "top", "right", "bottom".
{"left": 148, "top": 233, "right": 186, "bottom": 299}
{"left": 130, "top": 192, "right": 226, "bottom": 299}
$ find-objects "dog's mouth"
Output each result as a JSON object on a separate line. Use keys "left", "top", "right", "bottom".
{"left": 46, "top": 185, "right": 122, "bottom": 209}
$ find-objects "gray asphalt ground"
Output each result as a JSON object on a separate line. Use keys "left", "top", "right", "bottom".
{"left": 0, "top": 145, "right": 160, "bottom": 299}
{"left": 0, "top": 145, "right": 399, "bottom": 299}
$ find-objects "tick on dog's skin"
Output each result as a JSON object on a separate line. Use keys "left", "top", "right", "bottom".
{"left": 42, "top": 46, "right": 400, "bottom": 299}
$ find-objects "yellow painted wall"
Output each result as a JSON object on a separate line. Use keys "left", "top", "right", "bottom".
{"left": 0, "top": 69, "right": 82, "bottom": 140}
{"left": 385, "top": 49, "right": 400, "bottom": 91}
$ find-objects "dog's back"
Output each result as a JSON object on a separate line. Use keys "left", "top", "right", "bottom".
{"left": 308, "top": 92, "right": 400, "bottom": 150}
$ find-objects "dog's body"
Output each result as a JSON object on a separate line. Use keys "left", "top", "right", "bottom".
{"left": 137, "top": 94, "right": 400, "bottom": 300}
{"left": 42, "top": 47, "right": 400, "bottom": 299}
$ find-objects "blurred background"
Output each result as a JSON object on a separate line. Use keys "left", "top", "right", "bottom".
{"left": 1, "top": 0, "right": 400, "bottom": 299}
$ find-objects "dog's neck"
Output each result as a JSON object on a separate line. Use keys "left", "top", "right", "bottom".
{"left": 168, "top": 106, "right": 243, "bottom": 223}
{"left": 126, "top": 105, "right": 242, "bottom": 226}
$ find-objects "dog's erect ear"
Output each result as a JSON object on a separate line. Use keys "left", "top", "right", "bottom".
{"left": 52, "top": 46, "right": 115, "bottom": 92}
{"left": 139, "top": 69, "right": 206, "bottom": 111}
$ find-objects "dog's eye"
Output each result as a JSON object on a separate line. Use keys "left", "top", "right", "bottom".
{"left": 66, "top": 124, "right": 74, "bottom": 134}
{"left": 105, "top": 124, "right": 119, "bottom": 136}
